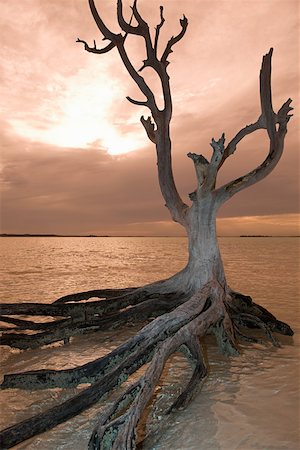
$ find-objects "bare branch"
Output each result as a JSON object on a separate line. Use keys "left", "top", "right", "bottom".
{"left": 118, "top": 4, "right": 188, "bottom": 223}
{"left": 205, "top": 133, "right": 226, "bottom": 188}
{"left": 218, "top": 121, "right": 261, "bottom": 170}
{"left": 88, "top": 0, "right": 120, "bottom": 41}
{"left": 187, "top": 152, "right": 209, "bottom": 190}
{"left": 260, "top": 48, "right": 276, "bottom": 141}
{"left": 210, "top": 133, "right": 225, "bottom": 167}
{"left": 186, "top": 134, "right": 226, "bottom": 195}
{"left": 140, "top": 116, "right": 156, "bottom": 143}
{"left": 216, "top": 101, "right": 292, "bottom": 201}
{"left": 79, "top": 0, "right": 188, "bottom": 225}
{"left": 117, "top": 0, "right": 141, "bottom": 36}
{"left": 131, "top": 0, "right": 149, "bottom": 30}
{"left": 116, "top": 45, "right": 158, "bottom": 113}
{"left": 216, "top": 49, "right": 277, "bottom": 171}
{"left": 215, "top": 49, "right": 292, "bottom": 202}
{"left": 161, "top": 15, "right": 188, "bottom": 65}
{"left": 154, "top": 6, "right": 165, "bottom": 56}
{"left": 126, "top": 96, "right": 148, "bottom": 106}
{"left": 76, "top": 38, "right": 115, "bottom": 54}
{"left": 277, "top": 98, "right": 293, "bottom": 127}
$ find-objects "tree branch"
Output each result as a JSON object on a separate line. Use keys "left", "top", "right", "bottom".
{"left": 131, "top": 0, "right": 149, "bottom": 30}
{"left": 126, "top": 96, "right": 148, "bottom": 106}
{"left": 117, "top": 0, "right": 141, "bottom": 36}
{"left": 206, "top": 133, "right": 226, "bottom": 188}
{"left": 78, "top": 0, "right": 189, "bottom": 225}
{"left": 187, "top": 152, "right": 209, "bottom": 189}
{"left": 116, "top": 44, "right": 158, "bottom": 113}
{"left": 88, "top": 0, "right": 120, "bottom": 41}
{"left": 215, "top": 49, "right": 292, "bottom": 202}
{"left": 217, "top": 121, "right": 261, "bottom": 170}
{"left": 140, "top": 116, "right": 156, "bottom": 143}
{"left": 76, "top": 38, "right": 115, "bottom": 54}
{"left": 161, "top": 15, "right": 188, "bottom": 65}
{"left": 154, "top": 6, "right": 165, "bottom": 56}
{"left": 260, "top": 48, "right": 276, "bottom": 141}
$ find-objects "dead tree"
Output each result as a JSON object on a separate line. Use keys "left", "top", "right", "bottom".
{"left": 0, "top": 1, "right": 293, "bottom": 449}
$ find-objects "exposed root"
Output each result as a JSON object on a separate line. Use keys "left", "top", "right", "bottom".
{"left": 0, "top": 288, "right": 185, "bottom": 350}
{"left": 0, "top": 282, "right": 294, "bottom": 449}
{"left": 233, "top": 323, "right": 264, "bottom": 344}
{"left": 228, "top": 290, "right": 294, "bottom": 336}
{"left": 53, "top": 288, "right": 138, "bottom": 304}
{"left": 232, "top": 312, "right": 280, "bottom": 347}
{"left": 167, "top": 335, "right": 207, "bottom": 413}
{"left": 89, "top": 333, "right": 206, "bottom": 450}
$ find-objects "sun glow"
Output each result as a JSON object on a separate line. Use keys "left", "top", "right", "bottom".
{"left": 10, "top": 116, "right": 144, "bottom": 156}
{"left": 9, "top": 64, "right": 145, "bottom": 156}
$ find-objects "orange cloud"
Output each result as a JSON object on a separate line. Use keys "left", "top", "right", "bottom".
{"left": 0, "top": 0, "right": 299, "bottom": 235}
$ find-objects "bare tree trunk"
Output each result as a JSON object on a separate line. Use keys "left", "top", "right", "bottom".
{"left": 184, "top": 199, "right": 225, "bottom": 291}
{"left": 155, "top": 199, "right": 225, "bottom": 295}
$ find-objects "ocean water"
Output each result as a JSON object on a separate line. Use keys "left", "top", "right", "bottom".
{"left": 0, "top": 237, "right": 299, "bottom": 450}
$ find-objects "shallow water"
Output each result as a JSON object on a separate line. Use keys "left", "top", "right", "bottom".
{"left": 0, "top": 237, "right": 299, "bottom": 449}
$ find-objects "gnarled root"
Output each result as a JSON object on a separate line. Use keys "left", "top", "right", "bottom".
{"left": 227, "top": 290, "right": 293, "bottom": 346}
{"left": 0, "top": 288, "right": 185, "bottom": 350}
{"left": 89, "top": 332, "right": 206, "bottom": 450}
{"left": 0, "top": 282, "right": 294, "bottom": 449}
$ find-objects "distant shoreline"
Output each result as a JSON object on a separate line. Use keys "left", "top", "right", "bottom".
{"left": 0, "top": 234, "right": 299, "bottom": 238}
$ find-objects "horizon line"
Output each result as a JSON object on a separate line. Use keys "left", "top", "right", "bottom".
{"left": 1, "top": 233, "right": 299, "bottom": 238}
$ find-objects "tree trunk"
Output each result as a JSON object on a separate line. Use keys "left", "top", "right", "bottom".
{"left": 156, "top": 195, "right": 225, "bottom": 295}
{"left": 184, "top": 197, "right": 225, "bottom": 291}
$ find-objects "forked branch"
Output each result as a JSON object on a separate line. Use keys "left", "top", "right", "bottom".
{"left": 215, "top": 48, "right": 293, "bottom": 201}
{"left": 117, "top": 0, "right": 141, "bottom": 36}
{"left": 88, "top": 0, "right": 120, "bottom": 41}
{"left": 161, "top": 15, "right": 188, "bottom": 65}
{"left": 77, "top": 0, "right": 189, "bottom": 225}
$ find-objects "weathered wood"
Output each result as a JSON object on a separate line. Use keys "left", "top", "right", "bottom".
{"left": 0, "top": 344, "right": 151, "bottom": 449}
{"left": 0, "top": 315, "right": 70, "bottom": 330}
{"left": 0, "top": 292, "right": 185, "bottom": 350}
{"left": 0, "top": 286, "right": 214, "bottom": 448}
{"left": 228, "top": 291, "right": 294, "bottom": 336}
{"left": 167, "top": 335, "right": 207, "bottom": 412}
{"left": 0, "top": 292, "right": 203, "bottom": 390}
{"left": 0, "top": 289, "right": 147, "bottom": 318}
{"left": 0, "top": 284, "right": 294, "bottom": 448}
{"left": 53, "top": 287, "right": 138, "bottom": 304}
{"left": 0, "top": 1, "right": 293, "bottom": 449}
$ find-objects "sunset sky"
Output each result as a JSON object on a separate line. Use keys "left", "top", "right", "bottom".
{"left": 1, "top": 0, "right": 299, "bottom": 236}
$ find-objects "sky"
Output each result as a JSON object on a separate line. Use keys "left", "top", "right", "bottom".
{"left": 0, "top": 0, "right": 299, "bottom": 236}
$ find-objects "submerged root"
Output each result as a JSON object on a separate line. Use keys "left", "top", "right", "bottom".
{"left": 0, "top": 281, "right": 294, "bottom": 449}
{"left": 89, "top": 331, "right": 207, "bottom": 450}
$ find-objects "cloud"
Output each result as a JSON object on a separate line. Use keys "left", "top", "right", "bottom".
{"left": 0, "top": 0, "right": 299, "bottom": 235}
{"left": 217, "top": 214, "right": 300, "bottom": 237}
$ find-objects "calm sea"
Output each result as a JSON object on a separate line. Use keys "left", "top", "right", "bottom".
{"left": 0, "top": 237, "right": 299, "bottom": 450}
